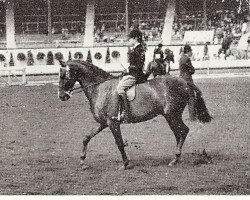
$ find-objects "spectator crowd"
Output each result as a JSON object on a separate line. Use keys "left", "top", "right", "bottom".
{"left": 172, "top": 10, "right": 249, "bottom": 44}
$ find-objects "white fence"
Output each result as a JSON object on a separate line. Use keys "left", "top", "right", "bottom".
{"left": 0, "top": 59, "right": 249, "bottom": 77}
{"left": 0, "top": 67, "right": 26, "bottom": 86}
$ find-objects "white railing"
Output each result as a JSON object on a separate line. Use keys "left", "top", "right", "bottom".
{"left": 0, "top": 67, "right": 26, "bottom": 86}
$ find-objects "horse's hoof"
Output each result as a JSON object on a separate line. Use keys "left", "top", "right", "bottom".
{"left": 119, "top": 165, "right": 126, "bottom": 170}
{"left": 119, "top": 163, "right": 134, "bottom": 170}
{"left": 80, "top": 155, "right": 86, "bottom": 161}
{"left": 80, "top": 164, "right": 90, "bottom": 170}
{"left": 168, "top": 159, "right": 179, "bottom": 167}
{"left": 126, "top": 162, "right": 135, "bottom": 169}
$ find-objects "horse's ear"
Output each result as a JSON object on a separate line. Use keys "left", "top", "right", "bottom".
{"left": 59, "top": 60, "right": 66, "bottom": 67}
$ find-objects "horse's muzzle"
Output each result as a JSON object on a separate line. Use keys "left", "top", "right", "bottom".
{"left": 59, "top": 93, "right": 71, "bottom": 101}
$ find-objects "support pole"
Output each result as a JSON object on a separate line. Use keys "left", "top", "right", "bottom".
{"left": 162, "top": 0, "right": 176, "bottom": 45}
{"left": 84, "top": 0, "right": 95, "bottom": 47}
{"left": 125, "top": 0, "right": 129, "bottom": 35}
{"left": 203, "top": 0, "right": 207, "bottom": 30}
{"left": 6, "top": 0, "right": 16, "bottom": 49}
{"left": 47, "top": 0, "right": 52, "bottom": 43}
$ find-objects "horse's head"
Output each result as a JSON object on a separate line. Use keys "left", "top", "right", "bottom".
{"left": 58, "top": 60, "right": 114, "bottom": 101}
{"left": 164, "top": 49, "right": 174, "bottom": 63}
{"left": 58, "top": 60, "right": 78, "bottom": 101}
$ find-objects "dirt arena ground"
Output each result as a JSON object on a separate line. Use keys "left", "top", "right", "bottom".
{"left": 0, "top": 77, "right": 249, "bottom": 195}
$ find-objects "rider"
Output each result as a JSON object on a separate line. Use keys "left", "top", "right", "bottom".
{"left": 153, "top": 43, "right": 165, "bottom": 74}
{"left": 179, "top": 44, "right": 196, "bottom": 121}
{"left": 219, "top": 32, "right": 234, "bottom": 60}
{"left": 115, "top": 28, "right": 146, "bottom": 122}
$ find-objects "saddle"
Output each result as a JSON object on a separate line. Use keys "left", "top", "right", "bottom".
{"left": 124, "top": 74, "right": 148, "bottom": 102}
{"left": 112, "top": 85, "right": 136, "bottom": 122}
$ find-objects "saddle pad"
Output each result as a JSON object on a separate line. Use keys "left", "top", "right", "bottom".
{"left": 126, "top": 85, "right": 136, "bottom": 101}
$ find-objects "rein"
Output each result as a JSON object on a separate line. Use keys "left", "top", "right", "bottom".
{"left": 70, "top": 77, "right": 116, "bottom": 94}
{"left": 59, "top": 66, "right": 116, "bottom": 95}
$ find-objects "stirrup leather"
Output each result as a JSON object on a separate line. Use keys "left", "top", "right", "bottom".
{"left": 112, "top": 95, "right": 130, "bottom": 122}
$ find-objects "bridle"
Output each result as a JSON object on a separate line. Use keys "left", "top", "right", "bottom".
{"left": 59, "top": 66, "right": 115, "bottom": 95}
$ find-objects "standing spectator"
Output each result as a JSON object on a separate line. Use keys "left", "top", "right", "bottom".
{"left": 203, "top": 43, "right": 209, "bottom": 60}
{"left": 179, "top": 44, "right": 196, "bottom": 121}
{"left": 153, "top": 43, "right": 165, "bottom": 75}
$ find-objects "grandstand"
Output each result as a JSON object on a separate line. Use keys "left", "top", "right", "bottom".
{"left": 0, "top": 0, "right": 249, "bottom": 77}
{"left": 0, "top": 0, "right": 247, "bottom": 47}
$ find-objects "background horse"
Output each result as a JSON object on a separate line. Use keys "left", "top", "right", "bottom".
{"left": 145, "top": 49, "right": 174, "bottom": 78}
{"left": 58, "top": 60, "right": 212, "bottom": 169}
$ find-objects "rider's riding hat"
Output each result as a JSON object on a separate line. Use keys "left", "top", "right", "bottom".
{"left": 183, "top": 44, "right": 192, "bottom": 53}
{"left": 129, "top": 29, "right": 143, "bottom": 42}
{"left": 158, "top": 43, "right": 163, "bottom": 48}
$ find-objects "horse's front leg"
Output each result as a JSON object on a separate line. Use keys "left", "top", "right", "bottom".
{"left": 108, "top": 121, "right": 133, "bottom": 170}
{"left": 80, "top": 123, "right": 107, "bottom": 164}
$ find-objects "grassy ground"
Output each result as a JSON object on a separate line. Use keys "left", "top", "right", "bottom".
{"left": 0, "top": 77, "right": 249, "bottom": 195}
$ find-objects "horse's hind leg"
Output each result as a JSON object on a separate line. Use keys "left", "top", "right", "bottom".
{"left": 109, "top": 121, "right": 133, "bottom": 170}
{"left": 164, "top": 115, "right": 189, "bottom": 166}
{"left": 80, "top": 123, "right": 107, "bottom": 164}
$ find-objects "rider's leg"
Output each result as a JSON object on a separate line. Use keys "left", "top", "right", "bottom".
{"left": 119, "top": 93, "right": 130, "bottom": 120}
{"left": 116, "top": 75, "right": 136, "bottom": 122}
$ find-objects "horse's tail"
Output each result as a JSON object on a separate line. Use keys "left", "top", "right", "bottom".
{"left": 188, "top": 83, "right": 212, "bottom": 123}
{"left": 190, "top": 85, "right": 212, "bottom": 123}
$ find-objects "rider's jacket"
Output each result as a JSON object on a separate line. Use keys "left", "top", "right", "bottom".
{"left": 179, "top": 54, "right": 195, "bottom": 83}
{"left": 153, "top": 47, "right": 164, "bottom": 63}
{"left": 128, "top": 43, "right": 146, "bottom": 80}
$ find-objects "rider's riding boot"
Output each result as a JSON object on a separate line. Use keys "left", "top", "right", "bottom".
{"left": 119, "top": 94, "right": 130, "bottom": 123}
{"left": 111, "top": 94, "right": 131, "bottom": 123}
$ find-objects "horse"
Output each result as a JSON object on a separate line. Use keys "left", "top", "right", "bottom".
{"left": 58, "top": 60, "right": 212, "bottom": 170}
{"left": 145, "top": 49, "right": 174, "bottom": 78}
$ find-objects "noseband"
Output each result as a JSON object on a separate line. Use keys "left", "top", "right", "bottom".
{"left": 59, "top": 66, "right": 115, "bottom": 95}
{"left": 59, "top": 66, "right": 77, "bottom": 94}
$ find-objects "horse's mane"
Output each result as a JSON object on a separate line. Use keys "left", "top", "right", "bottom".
{"left": 69, "top": 60, "right": 114, "bottom": 79}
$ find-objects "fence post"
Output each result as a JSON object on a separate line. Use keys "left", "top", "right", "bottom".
{"left": 8, "top": 70, "right": 11, "bottom": 85}
{"left": 22, "top": 68, "right": 26, "bottom": 85}
{"left": 207, "top": 61, "right": 210, "bottom": 75}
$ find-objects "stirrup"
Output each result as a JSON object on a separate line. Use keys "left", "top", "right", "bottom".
{"left": 120, "top": 111, "right": 129, "bottom": 122}
{"left": 112, "top": 111, "right": 130, "bottom": 123}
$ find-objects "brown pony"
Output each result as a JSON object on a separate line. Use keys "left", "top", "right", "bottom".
{"left": 145, "top": 61, "right": 167, "bottom": 78}
{"left": 58, "top": 60, "right": 212, "bottom": 169}
{"left": 145, "top": 51, "right": 174, "bottom": 78}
